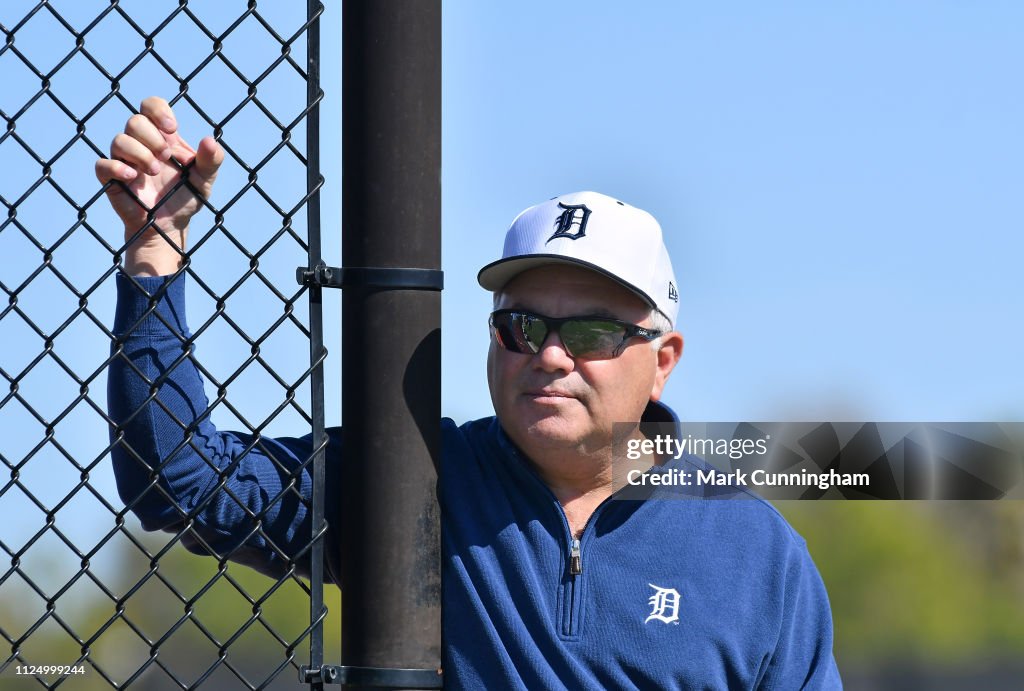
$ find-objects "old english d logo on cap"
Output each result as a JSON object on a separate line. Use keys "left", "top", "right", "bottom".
{"left": 546, "top": 202, "right": 591, "bottom": 243}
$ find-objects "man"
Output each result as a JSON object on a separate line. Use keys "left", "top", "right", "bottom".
{"left": 98, "top": 97, "right": 842, "bottom": 689}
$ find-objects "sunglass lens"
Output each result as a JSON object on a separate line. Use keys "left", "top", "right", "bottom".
{"left": 493, "top": 318, "right": 522, "bottom": 353}
{"left": 561, "top": 320, "right": 626, "bottom": 358}
{"left": 493, "top": 313, "right": 544, "bottom": 354}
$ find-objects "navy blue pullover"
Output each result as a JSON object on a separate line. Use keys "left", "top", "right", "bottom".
{"left": 108, "top": 274, "right": 842, "bottom": 690}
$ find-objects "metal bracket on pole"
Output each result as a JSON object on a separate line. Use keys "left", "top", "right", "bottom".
{"left": 296, "top": 262, "right": 444, "bottom": 291}
{"left": 299, "top": 665, "right": 443, "bottom": 688}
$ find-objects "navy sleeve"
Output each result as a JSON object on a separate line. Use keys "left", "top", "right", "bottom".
{"left": 760, "top": 538, "right": 843, "bottom": 690}
{"left": 107, "top": 272, "right": 339, "bottom": 581}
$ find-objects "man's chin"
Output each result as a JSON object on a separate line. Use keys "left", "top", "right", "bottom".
{"left": 500, "top": 400, "right": 599, "bottom": 451}
{"left": 521, "top": 414, "right": 594, "bottom": 451}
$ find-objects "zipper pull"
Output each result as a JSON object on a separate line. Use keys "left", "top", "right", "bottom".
{"left": 569, "top": 538, "right": 582, "bottom": 576}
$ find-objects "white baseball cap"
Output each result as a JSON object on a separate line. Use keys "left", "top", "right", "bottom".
{"left": 477, "top": 191, "right": 679, "bottom": 327}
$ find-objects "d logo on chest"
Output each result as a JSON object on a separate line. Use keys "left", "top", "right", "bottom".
{"left": 646, "top": 584, "right": 681, "bottom": 624}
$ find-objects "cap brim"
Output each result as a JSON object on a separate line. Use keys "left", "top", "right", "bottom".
{"left": 477, "top": 254, "right": 659, "bottom": 311}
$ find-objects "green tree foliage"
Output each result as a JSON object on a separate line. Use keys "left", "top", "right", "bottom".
{"left": 778, "top": 501, "right": 1024, "bottom": 669}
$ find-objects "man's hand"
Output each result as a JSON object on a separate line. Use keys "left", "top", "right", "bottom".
{"left": 95, "top": 96, "right": 224, "bottom": 277}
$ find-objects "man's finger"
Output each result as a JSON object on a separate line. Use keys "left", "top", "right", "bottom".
{"left": 192, "top": 136, "right": 224, "bottom": 186}
{"left": 124, "top": 114, "right": 171, "bottom": 161}
{"left": 95, "top": 158, "right": 139, "bottom": 185}
{"left": 140, "top": 96, "right": 177, "bottom": 134}
{"left": 110, "top": 133, "right": 162, "bottom": 176}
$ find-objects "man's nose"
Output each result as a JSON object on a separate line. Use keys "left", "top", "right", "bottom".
{"left": 532, "top": 329, "right": 575, "bottom": 373}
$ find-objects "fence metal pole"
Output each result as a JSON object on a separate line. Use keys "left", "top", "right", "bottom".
{"left": 306, "top": 2, "right": 327, "bottom": 691}
{"left": 340, "top": 1, "right": 442, "bottom": 689}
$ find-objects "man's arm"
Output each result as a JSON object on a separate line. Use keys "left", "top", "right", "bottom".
{"left": 101, "top": 98, "right": 332, "bottom": 580}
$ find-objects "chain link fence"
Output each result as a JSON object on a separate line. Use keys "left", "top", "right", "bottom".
{"left": 1, "top": 1, "right": 333, "bottom": 687}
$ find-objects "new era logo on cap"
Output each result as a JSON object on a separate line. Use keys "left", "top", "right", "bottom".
{"left": 477, "top": 191, "right": 679, "bottom": 328}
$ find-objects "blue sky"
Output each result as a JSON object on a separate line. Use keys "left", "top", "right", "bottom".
{"left": 441, "top": 2, "right": 1024, "bottom": 423}
{"left": 2, "top": 0, "right": 1023, "bottom": 625}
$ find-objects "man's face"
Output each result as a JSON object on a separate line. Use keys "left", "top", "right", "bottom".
{"left": 487, "top": 265, "right": 678, "bottom": 460}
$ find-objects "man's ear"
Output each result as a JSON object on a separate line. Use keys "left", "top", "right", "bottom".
{"left": 650, "top": 331, "right": 684, "bottom": 402}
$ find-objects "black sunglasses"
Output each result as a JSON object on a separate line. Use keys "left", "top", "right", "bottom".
{"left": 489, "top": 309, "right": 662, "bottom": 360}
